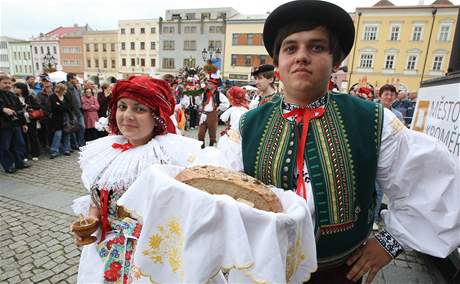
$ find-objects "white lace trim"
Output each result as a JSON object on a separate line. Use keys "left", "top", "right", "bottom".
{"left": 79, "top": 135, "right": 171, "bottom": 191}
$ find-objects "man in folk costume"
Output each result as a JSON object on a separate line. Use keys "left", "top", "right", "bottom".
{"left": 235, "top": 1, "right": 460, "bottom": 283}
{"left": 197, "top": 78, "right": 229, "bottom": 148}
{"left": 249, "top": 64, "right": 278, "bottom": 109}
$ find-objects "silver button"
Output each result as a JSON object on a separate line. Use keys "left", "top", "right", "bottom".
{"left": 283, "top": 176, "right": 288, "bottom": 181}
{"left": 286, "top": 158, "right": 291, "bottom": 163}
{"left": 283, "top": 183, "right": 288, "bottom": 188}
{"left": 289, "top": 141, "right": 294, "bottom": 146}
{"left": 287, "top": 150, "right": 293, "bottom": 155}
{"left": 283, "top": 166, "right": 289, "bottom": 172}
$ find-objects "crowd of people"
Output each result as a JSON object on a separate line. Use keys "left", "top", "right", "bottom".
{"left": 0, "top": 73, "right": 114, "bottom": 172}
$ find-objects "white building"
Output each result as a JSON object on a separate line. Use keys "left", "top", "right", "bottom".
{"left": 118, "top": 19, "right": 160, "bottom": 78}
{"left": 8, "top": 41, "right": 34, "bottom": 78}
{"left": 0, "top": 36, "right": 23, "bottom": 74}
{"left": 30, "top": 35, "right": 60, "bottom": 75}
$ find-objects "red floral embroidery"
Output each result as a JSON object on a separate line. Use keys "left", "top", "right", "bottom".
{"left": 104, "top": 268, "right": 120, "bottom": 281}
{"left": 113, "top": 236, "right": 125, "bottom": 245}
{"left": 133, "top": 224, "right": 142, "bottom": 238}
{"left": 110, "top": 261, "right": 122, "bottom": 271}
{"left": 125, "top": 251, "right": 132, "bottom": 261}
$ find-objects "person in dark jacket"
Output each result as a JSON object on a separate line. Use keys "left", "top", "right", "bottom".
{"left": 49, "top": 83, "right": 73, "bottom": 158}
{"left": 66, "top": 72, "right": 85, "bottom": 149}
{"left": 14, "top": 82, "right": 43, "bottom": 160}
{"left": 0, "top": 75, "right": 29, "bottom": 173}
{"left": 37, "top": 76, "right": 53, "bottom": 150}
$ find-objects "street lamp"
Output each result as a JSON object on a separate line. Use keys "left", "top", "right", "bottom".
{"left": 42, "top": 51, "right": 57, "bottom": 70}
{"left": 201, "top": 43, "right": 221, "bottom": 62}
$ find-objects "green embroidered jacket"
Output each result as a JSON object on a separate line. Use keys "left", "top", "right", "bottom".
{"left": 240, "top": 92, "right": 384, "bottom": 265}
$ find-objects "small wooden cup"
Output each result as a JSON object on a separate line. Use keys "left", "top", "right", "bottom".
{"left": 71, "top": 217, "right": 99, "bottom": 246}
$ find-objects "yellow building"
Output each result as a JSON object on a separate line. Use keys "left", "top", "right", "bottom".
{"left": 223, "top": 14, "right": 270, "bottom": 84}
{"left": 118, "top": 19, "right": 159, "bottom": 78}
{"left": 347, "top": 0, "right": 459, "bottom": 93}
{"left": 83, "top": 30, "right": 118, "bottom": 84}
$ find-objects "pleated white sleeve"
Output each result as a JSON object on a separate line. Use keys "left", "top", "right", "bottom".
{"left": 377, "top": 108, "right": 460, "bottom": 258}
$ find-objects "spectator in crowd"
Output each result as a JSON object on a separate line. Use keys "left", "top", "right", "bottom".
{"left": 81, "top": 88, "right": 100, "bottom": 142}
{"left": 392, "top": 91, "right": 413, "bottom": 125}
{"left": 66, "top": 73, "right": 85, "bottom": 149}
{"left": 97, "top": 83, "right": 112, "bottom": 118}
{"left": 37, "top": 75, "right": 53, "bottom": 151}
{"left": 13, "top": 82, "right": 42, "bottom": 161}
{"left": 0, "top": 75, "right": 29, "bottom": 173}
{"left": 25, "top": 75, "right": 37, "bottom": 96}
{"left": 378, "top": 84, "right": 405, "bottom": 123}
{"left": 49, "top": 83, "right": 72, "bottom": 159}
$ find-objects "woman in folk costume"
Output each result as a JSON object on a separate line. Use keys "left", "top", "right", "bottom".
{"left": 73, "top": 76, "right": 226, "bottom": 284}
{"left": 217, "top": 87, "right": 249, "bottom": 170}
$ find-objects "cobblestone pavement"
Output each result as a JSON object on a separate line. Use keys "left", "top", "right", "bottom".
{"left": 0, "top": 196, "right": 81, "bottom": 284}
{"left": 0, "top": 127, "right": 448, "bottom": 283}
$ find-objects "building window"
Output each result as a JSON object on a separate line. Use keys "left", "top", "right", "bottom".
{"left": 140, "top": 28, "right": 145, "bottom": 34}
{"left": 184, "top": 26, "right": 197, "bottom": 33}
{"left": 122, "top": 58, "right": 126, "bottom": 66}
{"left": 131, "top": 58, "right": 135, "bottom": 66}
{"left": 95, "top": 59, "right": 99, "bottom": 68}
{"left": 247, "top": 34, "right": 254, "bottom": 45}
{"left": 87, "top": 59, "right": 91, "bottom": 68}
{"left": 183, "top": 57, "right": 196, "bottom": 68}
{"left": 94, "top": 44, "right": 98, "bottom": 52}
{"left": 245, "top": 55, "right": 252, "bottom": 66}
{"left": 201, "top": 12, "right": 211, "bottom": 20}
{"left": 163, "top": 58, "right": 175, "bottom": 69}
{"left": 151, "top": 27, "right": 156, "bottom": 34}
{"left": 111, "top": 59, "right": 116, "bottom": 69}
{"left": 130, "top": 28, "right": 135, "bottom": 34}
{"left": 34, "top": 46, "right": 38, "bottom": 54}
{"left": 150, "top": 42, "right": 156, "bottom": 50}
{"left": 260, "top": 55, "right": 267, "bottom": 65}
{"left": 40, "top": 46, "right": 44, "bottom": 54}
{"left": 209, "top": 26, "right": 216, "bottom": 33}
{"left": 162, "top": 26, "right": 174, "bottom": 33}
{"left": 438, "top": 24, "right": 450, "bottom": 41}
{"left": 406, "top": 55, "right": 418, "bottom": 70}
{"left": 130, "top": 42, "right": 135, "bottom": 50}
{"left": 384, "top": 55, "right": 395, "bottom": 69}
{"left": 140, "top": 42, "right": 145, "bottom": 50}
{"left": 412, "top": 25, "right": 423, "bottom": 41}
{"left": 363, "top": 25, "right": 378, "bottom": 41}
{"left": 121, "top": 28, "right": 125, "bottom": 34}
{"left": 111, "top": 43, "right": 115, "bottom": 52}
{"left": 13, "top": 52, "right": 17, "bottom": 60}
{"left": 53, "top": 46, "right": 57, "bottom": 54}
{"left": 86, "top": 44, "right": 90, "bottom": 52}
{"left": 163, "top": 40, "right": 175, "bottom": 50}
{"left": 102, "top": 43, "right": 107, "bottom": 52}
{"left": 232, "top": 34, "right": 238, "bottom": 45}
{"left": 389, "top": 25, "right": 400, "bottom": 41}
{"left": 121, "top": 42, "right": 126, "bottom": 50}
{"left": 432, "top": 55, "right": 443, "bottom": 71}
{"left": 151, "top": 58, "right": 156, "bottom": 67}
{"left": 186, "top": 13, "right": 196, "bottom": 20}
{"left": 359, "top": 54, "right": 374, "bottom": 68}
{"left": 140, "top": 58, "right": 145, "bottom": 67}
{"left": 103, "top": 59, "right": 107, "bottom": 68}
{"left": 231, "top": 54, "right": 237, "bottom": 65}
{"left": 47, "top": 46, "right": 50, "bottom": 54}
{"left": 184, "top": 40, "right": 196, "bottom": 50}
{"left": 208, "top": 40, "right": 222, "bottom": 49}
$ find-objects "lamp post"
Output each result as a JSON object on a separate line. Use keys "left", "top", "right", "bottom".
{"left": 201, "top": 43, "right": 221, "bottom": 62}
{"left": 42, "top": 51, "right": 56, "bottom": 71}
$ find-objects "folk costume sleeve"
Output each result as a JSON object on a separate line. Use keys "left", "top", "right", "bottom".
{"left": 218, "top": 92, "right": 230, "bottom": 112}
{"left": 376, "top": 108, "right": 460, "bottom": 258}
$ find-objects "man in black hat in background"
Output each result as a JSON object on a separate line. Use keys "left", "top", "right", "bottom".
{"left": 237, "top": 1, "right": 460, "bottom": 283}
{"left": 249, "top": 64, "right": 278, "bottom": 109}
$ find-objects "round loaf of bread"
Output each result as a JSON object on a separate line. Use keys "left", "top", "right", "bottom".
{"left": 175, "top": 165, "right": 283, "bottom": 213}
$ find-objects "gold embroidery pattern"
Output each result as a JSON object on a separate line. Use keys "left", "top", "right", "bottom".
{"left": 142, "top": 218, "right": 184, "bottom": 280}
{"left": 285, "top": 232, "right": 306, "bottom": 282}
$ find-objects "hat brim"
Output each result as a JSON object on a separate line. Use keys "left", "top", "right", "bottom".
{"left": 263, "top": 0, "right": 355, "bottom": 58}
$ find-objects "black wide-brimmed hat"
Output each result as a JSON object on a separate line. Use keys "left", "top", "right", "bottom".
{"left": 251, "top": 64, "right": 275, "bottom": 76}
{"left": 263, "top": 0, "right": 355, "bottom": 58}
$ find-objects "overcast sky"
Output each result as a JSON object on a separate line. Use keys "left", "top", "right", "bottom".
{"left": 1, "top": 0, "right": 459, "bottom": 40}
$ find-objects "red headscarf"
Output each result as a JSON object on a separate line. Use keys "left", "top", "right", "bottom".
{"left": 227, "top": 87, "right": 248, "bottom": 108}
{"left": 108, "top": 76, "right": 176, "bottom": 135}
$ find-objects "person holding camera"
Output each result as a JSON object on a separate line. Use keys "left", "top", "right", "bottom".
{"left": 0, "top": 75, "right": 29, "bottom": 173}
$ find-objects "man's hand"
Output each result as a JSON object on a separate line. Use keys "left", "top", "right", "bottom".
{"left": 346, "top": 238, "right": 392, "bottom": 283}
{"left": 2, "top": 107, "right": 16, "bottom": 116}
{"left": 22, "top": 125, "right": 28, "bottom": 133}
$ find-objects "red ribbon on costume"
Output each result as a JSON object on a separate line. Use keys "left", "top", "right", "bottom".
{"left": 99, "top": 188, "right": 110, "bottom": 242}
{"left": 111, "top": 142, "right": 133, "bottom": 152}
{"left": 283, "top": 107, "right": 325, "bottom": 200}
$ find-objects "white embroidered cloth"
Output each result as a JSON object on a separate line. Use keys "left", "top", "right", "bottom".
{"left": 117, "top": 164, "right": 317, "bottom": 283}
